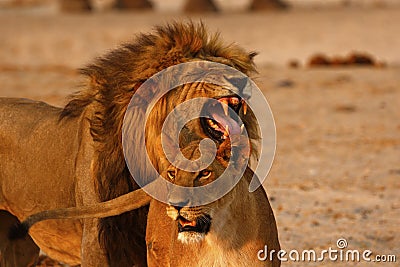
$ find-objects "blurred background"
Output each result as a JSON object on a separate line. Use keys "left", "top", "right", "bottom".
{"left": 0, "top": 0, "right": 399, "bottom": 266}
{"left": 1, "top": 0, "right": 400, "bottom": 69}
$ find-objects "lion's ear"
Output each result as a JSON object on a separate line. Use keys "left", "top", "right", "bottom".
{"left": 249, "top": 51, "right": 258, "bottom": 60}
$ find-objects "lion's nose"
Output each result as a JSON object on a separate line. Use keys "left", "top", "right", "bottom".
{"left": 168, "top": 199, "right": 190, "bottom": 208}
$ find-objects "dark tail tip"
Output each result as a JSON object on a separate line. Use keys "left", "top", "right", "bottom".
{"left": 8, "top": 222, "right": 30, "bottom": 240}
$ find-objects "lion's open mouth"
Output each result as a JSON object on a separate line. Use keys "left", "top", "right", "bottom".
{"left": 200, "top": 96, "right": 247, "bottom": 142}
{"left": 177, "top": 215, "right": 211, "bottom": 234}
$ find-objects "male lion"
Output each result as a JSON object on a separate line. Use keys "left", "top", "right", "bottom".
{"left": 0, "top": 22, "right": 260, "bottom": 266}
{"left": 10, "top": 139, "right": 280, "bottom": 266}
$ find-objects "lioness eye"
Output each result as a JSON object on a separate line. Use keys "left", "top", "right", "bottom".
{"left": 167, "top": 170, "right": 175, "bottom": 180}
{"left": 200, "top": 170, "right": 212, "bottom": 179}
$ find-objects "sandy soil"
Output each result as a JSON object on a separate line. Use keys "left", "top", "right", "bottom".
{"left": 0, "top": 7, "right": 399, "bottom": 267}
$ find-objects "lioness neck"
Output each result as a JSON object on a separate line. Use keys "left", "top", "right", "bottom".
{"left": 194, "top": 172, "right": 274, "bottom": 266}
{"left": 146, "top": 168, "right": 280, "bottom": 267}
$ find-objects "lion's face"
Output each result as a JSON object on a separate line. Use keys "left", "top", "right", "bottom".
{"left": 56, "top": 22, "right": 261, "bottom": 266}
{"left": 146, "top": 67, "right": 255, "bottom": 146}
{"left": 143, "top": 69, "right": 259, "bottom": 184}
{"left": 160, "top": 140, "right": 240, "bottom": 244}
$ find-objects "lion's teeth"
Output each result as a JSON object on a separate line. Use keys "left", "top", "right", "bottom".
{"left": 230, "top": 97, "right": 239, "bottom": 105}
{"left": 240, "top": 124, "right": 244, "bottom": 133}
{"left": 242, "top": 101, "right": 247, "bottom": 115}
{"left": 224, "top": 125, "right": 230, "bottom": 136}
{"left": 221, "top": 102, "right": 229, "bottom": 116}
{"left": 207, "top": 119, "right": 219, "bottom": 129}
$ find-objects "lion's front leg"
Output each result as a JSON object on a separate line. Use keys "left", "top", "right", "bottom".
{"left": 81, "top": 218, "right": 108, "bottom": 267}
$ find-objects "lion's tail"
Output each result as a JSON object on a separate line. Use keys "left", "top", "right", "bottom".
{"left": 8, "top": 188, "right": 152, "bottom": 240}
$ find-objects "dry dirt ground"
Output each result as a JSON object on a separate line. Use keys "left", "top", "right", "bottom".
{"left": 0, "top": 7, "right": 399, "bottom": 267}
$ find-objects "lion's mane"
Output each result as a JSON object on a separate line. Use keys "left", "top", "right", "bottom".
{"left": 60, "top": 22, "right": 257, "bottom": 265}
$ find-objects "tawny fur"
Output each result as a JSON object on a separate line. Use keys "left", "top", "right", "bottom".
{"left": 0, "top": 22, "right": 261, "bottom": 266}
{"left": 146, "top": 140, "right": 280, "bottom": 266}
{"left": 9, "top": 140, "right": 280, "bottom": 266}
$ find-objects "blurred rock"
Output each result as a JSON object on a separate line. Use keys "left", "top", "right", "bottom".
{"left": 288, "top": 59, "right": 300, "bottom": 68}
{"left": 114, "top": 0, "right": 152, "bottom": 9}
{"left": 308, "top": 53, "right": 330, "bottom": 66}
{"left": 334, "top": 104, "right": 357, "bottom": 113}
{"left": 308, "top": 52, "right": 383, "bottom": 67}
{"left": 90, "top": 0, "right": 115, "bottom": 11}
{"left": 0, "top": 0, "right": 50, "bottom": 7}
{"left": 59, "top": 0, "right": 91, "bottom": 12}
{"left": 184, "top": 0, "right": 218, "bottom": 13}
{"left": 250, "top": 0, "right": 288, "bottom": 10}
{"left": 276, "top": 79, "right": 295, "bottom": 88}
{"left": 59, "top": 0, "right": 152, "bottom": 12}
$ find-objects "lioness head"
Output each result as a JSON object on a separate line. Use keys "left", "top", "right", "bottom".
{"left": 160, "top": 138, "right": 249, "bottom": 244}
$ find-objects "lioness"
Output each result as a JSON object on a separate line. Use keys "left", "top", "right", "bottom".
{"left": 147, "top": 139, "right": 280, "bottom": 267}
{"left": 10, "top": 139, "right": 280, "bottom": 266}
{"left": 0, "top": 22, "right": 261, "bottom": 266}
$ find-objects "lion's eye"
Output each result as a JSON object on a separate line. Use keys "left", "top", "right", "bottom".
{"left": 200, "top": 170, "right": 212, "bottom": 179}
{"left": 167, "top": 170, "right": 176, "bottom": 180}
